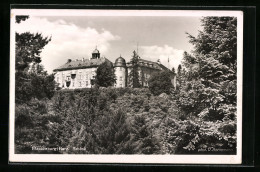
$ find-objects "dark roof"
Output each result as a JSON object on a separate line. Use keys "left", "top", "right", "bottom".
{"left": 53, "top": 57, "right": 111, "bottom": 72}
{"left": 127, "top": 58, "right": 170, "bottom": 71}
{"left": 114, "top": 56, "right": 126, "bottom": 67}
{"left": 92, "top": 48, "right": 100, "bottom": 54}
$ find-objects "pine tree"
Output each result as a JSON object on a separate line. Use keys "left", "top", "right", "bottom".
{"left": 130, "top": 115, "right": 159, "bottom": 154}
{"left": 16, "top": 32, "right": 51, "bottom": 72}
{"left": 177, "top": 64, "right": 182, "bottom": 75}
{"left": 128, "top": 50, "right": 141, "bottom": 88}
{"left": 181, "top": 17, "right": 237, "bottom": 114}
{"left": 93, "top": 109, "right": 133, "bottom": 154}
{"left": 174, "top": 16, "right": 237, "bottom": 153}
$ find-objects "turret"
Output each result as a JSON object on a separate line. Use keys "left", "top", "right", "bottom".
{"left": 91, "top": 47, "right": 100, "bottom": 59}
{"left": 114, "top": 55, "right": 127, "bottom": 87}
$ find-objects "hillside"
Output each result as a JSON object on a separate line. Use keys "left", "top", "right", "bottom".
{"left": 15, "top": 88, "right": 236, "bottom": 154}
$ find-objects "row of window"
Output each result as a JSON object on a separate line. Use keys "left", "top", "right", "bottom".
{"left": 56, "top": 74, "right": 95, "bottom": 83}
{"left": 64, "top": 80, "right": 90, "bottom": 88}
{"left": 77, "top": 73, "right": 95, "bottom": 80}
{"left": 139, "top": 62, "right": 156, "bottom": 68}
{"left": 57, "top": 72, "right": 149, "bottom": 85}
{"left": 67, "top": 80, "right": 125, "bottom": 88}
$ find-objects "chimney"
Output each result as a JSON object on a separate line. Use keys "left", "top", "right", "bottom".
{"left": 67, "top": 59, "right": 72, "bottom": 63}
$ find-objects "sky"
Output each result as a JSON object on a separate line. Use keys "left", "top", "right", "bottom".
{"left": 15, "top": 15, "right": 202, "bottom": 74}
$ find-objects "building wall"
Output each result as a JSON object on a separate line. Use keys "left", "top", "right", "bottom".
{"left": 139, "top": 66, "right": 160, "bottom": 87}
{"left": 55, "top": 67, "right": 97, "bottom": 89}
{"left": 114, "top": 67, "right": 127, "bottom": 88}
{"left": 127, "top": 66, "right": 160, "bottom": 87}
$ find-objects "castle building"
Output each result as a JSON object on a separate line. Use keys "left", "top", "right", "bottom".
{"left": 53, "top": 48, "right": 175, "bottom": 89}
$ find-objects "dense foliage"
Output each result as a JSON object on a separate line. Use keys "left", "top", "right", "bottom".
{"left": 15, "top": 16, "right": 55, "bottom": 103}
{"left": 95, "top": 61, "right": 116, "bottom": 87}
{"left": 15, "top": 71, "right": 56, "bottom": 103}
{"left": 16, "top": 32, "right": 51, "bottom": 72}
{"left": 172, "top": 16, "right": 237, "bottom": 153}
{"left": 148, "top": 71, "right": 173, "bottom": 96}
{"left": 16, "top": 88, "right": 161, "bottom": 154}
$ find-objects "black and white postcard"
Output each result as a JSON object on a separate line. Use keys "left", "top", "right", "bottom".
{"left": 9, "top": 9, "right": 243, "bottom": 164}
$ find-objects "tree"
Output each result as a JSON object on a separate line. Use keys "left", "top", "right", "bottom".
{"left": 180, "top": 17, "right": 237, "bottom": 114}
{"left": 128, "top": 50, "right": 141, "bottom": 88}
{"left": 130, "top": 115, "right": 159, "bottom": 154}
{"left": 177, "top": 64, "right": 182, "bottom": 75}
{"left": 91, "top": 108, "right": 133, "bottom": 154}
{"left": 173, "top": 16, "right": 237, "bottom": 154}
{"left": 95, "top": 61, "right": 116, "bottom": 87}
{"left": 148, "top": 71, "right": 173, "bottom": 96}
{"left": 16, "top": 72, "right": 56, "bottom": 102}
{"left": 15, "top": 16, "right": 29, "bottom": 24}
{"left": 187, "top": 17, "right": 237, "bottom": 71}
{"left": 171, "top": 67, "right": 176, "bottom": 75}
{"left": 16, "top": 32, "right": 51, "bottom": 72}
{"left": 15, "top": 16, "right": 55, "bottom": 103}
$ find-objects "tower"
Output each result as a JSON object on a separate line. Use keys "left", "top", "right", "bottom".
{"left": 114, "top": 55, "right": 127, "bottom": 88}
{"left": 91, "top": 47, "right": 100, "bottom": 59}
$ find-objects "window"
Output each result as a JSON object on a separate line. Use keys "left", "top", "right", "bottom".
{"left": 120, "top": 76, "right": 122, "bottom": 81}
{"left": 79, "top": 81, "right": 81, "bottom": 87}
{"left": 72, "top": 82, "right": 74, "bottom": 87}
{"left": 120, "top": 83, "right": 122, "bottom": 87}
{"left": 120, "top": 67, "right": 122, "bottom": 71}
{"left": 86, "top": 81, "right": 88, "bottom": 86}
{"left": 57, "top": 77, "right": 59, "bottom": 82}
{"left": 79, "top": 72, "right": 82, "bottom": 79}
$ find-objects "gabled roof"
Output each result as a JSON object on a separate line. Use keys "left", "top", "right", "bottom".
{"left": 53, "top": 57, "right": 111, "bottom": 72}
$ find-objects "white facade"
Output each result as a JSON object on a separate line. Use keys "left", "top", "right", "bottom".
{"left": 55, "top": 67, "right": 97, "bottom": 89}
{"left": 114, "top": 66, "right": 126, "bottom": 88}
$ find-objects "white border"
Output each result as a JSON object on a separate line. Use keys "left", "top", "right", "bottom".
{"left": 9, "top": 9, "right": 243, "bottom": 164}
